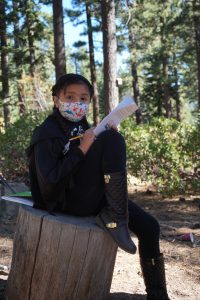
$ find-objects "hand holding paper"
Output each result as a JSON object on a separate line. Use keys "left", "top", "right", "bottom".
{"left": 93, "top": 95, "right": 138, "bottom": 136}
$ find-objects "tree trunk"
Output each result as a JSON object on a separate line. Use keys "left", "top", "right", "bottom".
{"left": 174, "top": 70, "right": 181, "bottom": 121}
{"left": 0, "top": 0, "right": 11, "bottom": 128}
{"left": 25, "top": 0, "right": 39, "bottom": 107}
{"left": 5, "top": 206, "right": 117, "bottom": 300}
{"left": 86, "top": 2, "right": 100, "bottom": 126}
{"left": 24, "top": 0, "right": 48, "bottom": 110}
{"left": 157, "top": 92, "right": 163, "bottom": 116}
{"left": 13, "top": 0, "right": 26, "bottom": 116}
{"left": 101, "top": 0, "right": 118, "bottom": 115}
{"left": 173, "top": 53, "right": 181, "bottom": 121}
{"left": 53, "top": 0, "right": 66, "bottom": 80}
{"left": 25, "top": 0, "right": 36, "bottom": 77}
{"left": 193, "top": 0, "right": 200, "bottom": 109}
{"left": 128, "top": 27, "right": 142, "bottom": 124}
{"left": 161, "top": 0, "right": 172, "bottom": 118}
{"left": 162, "top": 55, "right": 172, "bottom": 118}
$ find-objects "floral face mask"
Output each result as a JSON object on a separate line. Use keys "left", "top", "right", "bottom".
{"left": 58, "top": 101, "right": 89, "bottom": 122}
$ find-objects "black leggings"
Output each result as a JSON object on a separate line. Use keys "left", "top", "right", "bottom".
{"left": 67, "top": 130, "right": 160, "bottom": 259}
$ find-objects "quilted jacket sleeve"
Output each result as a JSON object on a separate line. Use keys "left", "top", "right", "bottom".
{"left": 34, "top": 138, "right": 85, "bottom": 209}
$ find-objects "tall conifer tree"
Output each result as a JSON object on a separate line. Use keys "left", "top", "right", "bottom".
{"left": 66, "top": 0, "right": 100, "bottom": 124}
{"left": 13, "top": 0, "right": 26, "bottom": 115}
{"left": 101, "top": 0, "right": 118, "bottom": 114}
{"left": 53, "top": 0, "right": 66, "bottom": 79}
{"left": 0, "top": 0, "right": 10, "bottom": 127}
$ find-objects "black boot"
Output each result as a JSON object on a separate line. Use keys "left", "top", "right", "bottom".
{"left": 140, "top": 254, "right": 171, "bottom": 300}
{"left": 96, "top": 171, "right": 136, "bottom": 254}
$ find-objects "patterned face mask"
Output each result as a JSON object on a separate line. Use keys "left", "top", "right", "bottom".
{"left": 58, "top": 101, "right": 89, "bottom": 122}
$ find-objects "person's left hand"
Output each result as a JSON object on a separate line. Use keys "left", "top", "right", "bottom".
{"left": 106, "top": 120, "right": 118, "bottom": 131}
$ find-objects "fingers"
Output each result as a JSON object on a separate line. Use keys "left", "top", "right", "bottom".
{"left": 84, "top": 128, "right": 96, "bottom": 141}
{"left": 106, "top": 121, "right": 118, "bottom": 131}
{"left": 78, "top": 128, "right": 96, "bottom": 155}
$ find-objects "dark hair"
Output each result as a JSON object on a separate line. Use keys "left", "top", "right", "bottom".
{"left": 52, "top": 73, "right": 94, "bottom": 98}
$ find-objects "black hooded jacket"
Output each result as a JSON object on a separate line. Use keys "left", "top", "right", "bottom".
{"left": 26, "top": 109, "right": 89, "bottom": 213}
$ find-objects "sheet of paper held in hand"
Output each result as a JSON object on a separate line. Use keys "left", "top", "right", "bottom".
{"left": 93, "top": 95, "right": 138, "bottom": 136}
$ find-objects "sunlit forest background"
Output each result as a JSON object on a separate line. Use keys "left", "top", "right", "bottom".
{"left": 0, "top": 0, "right": 199, "bottom": 195}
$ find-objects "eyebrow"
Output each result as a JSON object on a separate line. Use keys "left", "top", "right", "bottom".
{"left": 65, "top": 91, "right": 90, "bottom": 96}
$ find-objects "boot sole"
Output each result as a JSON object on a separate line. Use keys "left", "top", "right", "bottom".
{"left": 96, "top": 214, "right": 137, "bottom": 254}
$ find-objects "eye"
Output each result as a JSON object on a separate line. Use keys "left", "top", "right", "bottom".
{"left": 66, "top": 95, "right": 73, "bottom": 101}
{"left": 80, "top": 96, "right": 89, "bottom": 102}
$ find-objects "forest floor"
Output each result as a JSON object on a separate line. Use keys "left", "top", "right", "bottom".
{"left": 0, "top": 179, "right": 200, "bottom": 300}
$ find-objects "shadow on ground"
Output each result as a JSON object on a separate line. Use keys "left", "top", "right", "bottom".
{"left": 109, "top": 293, "right": 146, "bottom": 300}
{"left": 0, "top": 281, "right": 146, "bottom": 300}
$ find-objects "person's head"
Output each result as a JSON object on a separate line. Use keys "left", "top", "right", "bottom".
{"left": 52, "top": 73, "right": 94, "bottom": 122}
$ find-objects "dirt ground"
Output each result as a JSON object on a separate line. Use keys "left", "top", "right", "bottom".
{"left": 0, "top": 179, "right": 200, "bottom": 300}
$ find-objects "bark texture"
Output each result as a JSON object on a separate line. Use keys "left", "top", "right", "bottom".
{"left": 86, "top": 2, "right": 100, "bottom": 126}
{"left": 101, "top": 0, "right": 118, "bottom": 115}
{"left": 53, "top": 0, "right": 66, "bottom": 80}
{"left": 5, "top": 206, "right": 118, "bottom": 300}
{"left": 0, "top": 0, "right": 10, "bottom": 128}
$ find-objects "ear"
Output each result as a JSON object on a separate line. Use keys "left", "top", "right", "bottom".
{"left": 53, "top": 96, "right": 59, "bottom": 108}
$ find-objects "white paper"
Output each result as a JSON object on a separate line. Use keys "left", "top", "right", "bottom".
{"left": 93, "top": 95, "right": 138, "bottom": 136}
{"left": 1, "top": 196, "right": 33, "bottom": 207}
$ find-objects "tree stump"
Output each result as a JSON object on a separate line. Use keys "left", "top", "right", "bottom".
{"left": 5, "top": 206, "right": 118, "bottom": 300}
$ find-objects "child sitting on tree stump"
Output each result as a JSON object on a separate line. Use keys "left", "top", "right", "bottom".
{"left": 27, "top": 73, "right": 171, "bottom": 300}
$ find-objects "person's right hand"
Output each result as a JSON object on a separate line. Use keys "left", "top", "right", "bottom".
{"left": 78, "top": 128, "right": 96, "bottom": 155}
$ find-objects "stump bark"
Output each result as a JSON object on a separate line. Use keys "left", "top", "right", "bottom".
{"left": 5, "top": 206, "right": 118, "bottom": 300}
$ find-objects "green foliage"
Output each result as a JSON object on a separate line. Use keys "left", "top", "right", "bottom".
{"left": 0, "top": 0, "right": 54, "bottom": 122}
{"left": 1, "top": 112, "right": 199, "bottom": 196}
{"left": 0, "top": 111, "right": 49, "bottom": 181}
{"left": 120, "top": 116, "right": 200, "bottom": 195}
{"left": 118, "top": 0, "right": 199, "bottom": 120}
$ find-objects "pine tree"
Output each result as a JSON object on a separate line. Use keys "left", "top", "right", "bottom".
{"left": 160, "top": 0, "right": 172, "bottom": 118}
{"left": 193, "top": 0, "right": 200, "bottom": 109}
{"left": 66, "top": 0, "right": 100, "bottom": 124}
{"left": 126, "top": 0, "right": 142, "bottom": 123}
{"left": 0, "top": 0, "right": 11, "bottom": 128}
{"left": 13, "top": 0, "right": 26, "bottom": 115}
{"left": 127, "top": 0, "right": 197, "bottom": 120}
{"left": 22, "top": 0, "right": 50, "bottom": 110}
{"left": 86, "top": 1, "right": 100, "bottom": 125}
{"left": 10, "top": 0, "right": 54, "bottom": 115}
{"left": 53, "top": 0, "right": 66, "bottom": 79}
{"left": 172, "top": 53, "right": 181, "bottom": 121}
{"left": 101, "top": 0, "right": 118, "bottom": 114}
